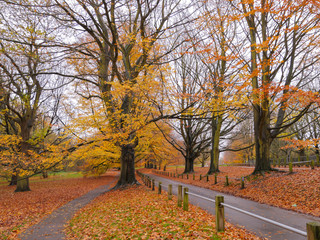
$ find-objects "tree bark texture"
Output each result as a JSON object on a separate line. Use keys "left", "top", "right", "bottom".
{"left": 9, "top": 174, "right": 17, "bottom": 186}
{"left": 15, "top": 176, "right": 30, "bottom": 192}
{"left": 15, "top": 120, "right": 32, "bottom": 192}
{"left": 183, "top": 154, "right": 195, "bottom": 174}
{"left": 253, "top": 107, "right": 272, "bottom": 173}
{"left": 115, "top": 144, "right": 138, "bottom": 188}
{"left": 208, "top": 115, "right": 222, "bottom": 174}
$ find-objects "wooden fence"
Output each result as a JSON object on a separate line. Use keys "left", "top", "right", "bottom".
{"left": 136, "top": 170, "right": 320, "bottom": 240}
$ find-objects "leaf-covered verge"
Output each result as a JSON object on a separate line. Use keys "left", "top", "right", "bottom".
{"left": 0, "top": 171, "right": 118, "bottom": 240}
{"left": 66, "top": 184, "right": 260, "bottom": 240}
{"left": 143, "top": 166, "right": 320, "bottom": 217}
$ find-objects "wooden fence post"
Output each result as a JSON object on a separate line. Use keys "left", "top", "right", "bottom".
{"left": 225, "top": 176, "right": 229, "bottom": 186}
{"left": 215, "top": 195, "right": 225, "bottom": 232}
{"left": 241, "top": 177, "right": 245, "bottom": 189}
{"left": 178, "top": 185, "right": 182, "bottom": 207}
{"left": 193, "top": 174, "right": 195, "bottom": 180}
{"left": 168, "top": 184, "right": 172, "bottom": 200}
{"left": 307, "top": 222, "right": 320, "bottom": 240}
{"left": 158, "top": 182, "right": 162, "bottom": 194}
{"left": 183, "top": 187, "right": 189, "bottom": 211}
{"left": 311, "top": 160, "right": 315, "bottom": 170}
{"left": 215, "top": 173, "right": 217, "bottom": 184}
{"left": 289, "top": 162, "right": 293, "bottom": 173}
{"left": 206, "top": 175, "right": 209, "bottom": 182}
{"left": 200, "top": 174, "right": 202, "bottom": 181}
{"left": 152, "top": 179, "right": 155, "bottom": 191}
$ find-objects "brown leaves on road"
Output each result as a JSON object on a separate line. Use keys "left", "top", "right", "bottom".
{"left": 67, "top": 183, "right": 260, "bottom": 240}
{"left": 0, "top": 171, "right": 117, "bottom": 240}
{"left": 143, "top": 166, "right": 320, "bottom": 217}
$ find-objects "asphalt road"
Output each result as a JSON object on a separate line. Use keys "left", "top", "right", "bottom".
{"left": 147, "top": 174, "right": 320, "bottom": 240}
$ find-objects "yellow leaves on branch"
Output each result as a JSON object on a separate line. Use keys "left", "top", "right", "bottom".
{"left": 0, "top": 134, "right": 69, "bottom": 178}
{"left": 68, "top": 61, "right": 172, "bottom": 145}
{"left": 69, "top": 140, "right": 120, "bottom": 177}
{"left": 135, "top": 122, "right": 181, "bottom": 167}
{"left": 0, "top": 135, "right": 24, "bottom": 175}
{"left": 0, "top": 134, "right": 21, "bottom": 146}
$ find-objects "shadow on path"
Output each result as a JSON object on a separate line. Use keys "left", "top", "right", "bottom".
{"left": 19, "top": 178, "right": 117, "bottom": 240}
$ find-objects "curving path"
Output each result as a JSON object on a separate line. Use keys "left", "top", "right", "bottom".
{"left": 19, "top": 178, "right": 117, "bottom": 240}
{"left": 147, "top": 173, "right": 320, "bottom": 240}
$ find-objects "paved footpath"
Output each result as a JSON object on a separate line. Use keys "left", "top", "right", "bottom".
{"left": 19, "top": 179, "right": 117, "bottom": 240}
{"left": 147, "top": 174, "right": 320, "bottom": 240}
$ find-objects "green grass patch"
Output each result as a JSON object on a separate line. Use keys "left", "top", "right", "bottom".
{"left": 0, "top": 171, "right": 83, "bottom": 186}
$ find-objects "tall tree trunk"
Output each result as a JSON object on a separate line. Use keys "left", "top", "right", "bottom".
{"left": 15, "top": 176, "right": 30, "bottom": 192}
{"left": 208, "top": 115, "right": 222, "bottom": 174}
{"left": 15, "top": 122, "right": 31, "bottom": 192}
{"left": 15, "top": 174, "right": 30, "bottom": 192}
{"left": 298, "top": 149, "right": 306, "bottom": 161}
{"left": 243, "top": 2, "right": 272, "bottom": 174}
{"left": 253, "top": 1, "right": 273, "bottom": 174}
{"left": 115, "top": 144, "right": 138, "bottom": 188}
{"left": 253, "top": 108, "right": 272, "bottom": 173}
{"left": 42, "top": 170, "right": 48, "bottom": 179}
{"left": 183, "top": 154, "right": 195, "bottom": 173}
{"left": 315, "top": 145, "right": 320, "bottom": 165}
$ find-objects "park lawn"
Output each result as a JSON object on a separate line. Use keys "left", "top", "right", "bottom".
{"left": 0, "top": 172, "right": 84, "bottom": 186}
{"left": 143, "top": 166, "right": 320, "bottom": 217}
{"left": 66, "top": 185, "right": 259, "bottom": 240}
{"left": 0, "top": 171, "right": 118, "bottom": 240}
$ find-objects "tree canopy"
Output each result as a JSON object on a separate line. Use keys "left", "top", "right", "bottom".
{"left": 0, "top": 0, "right": 319, "bottom": 191}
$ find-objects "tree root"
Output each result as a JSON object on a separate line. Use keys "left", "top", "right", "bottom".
{"left": 112, "top": 180, "right": 140, "bottom": 191}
